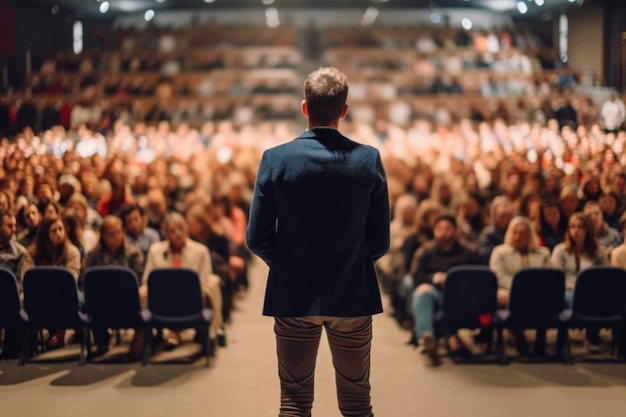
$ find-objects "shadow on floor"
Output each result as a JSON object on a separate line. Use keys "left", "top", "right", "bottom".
{"left": 0, "top": 361, "right": 69, "bottom": 385}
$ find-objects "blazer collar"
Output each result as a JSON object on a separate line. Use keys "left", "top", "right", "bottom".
{"left": 297, "top": 127, "right": 345, "bottom": 141}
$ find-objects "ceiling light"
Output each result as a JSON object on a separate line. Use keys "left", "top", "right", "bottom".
{"left": 155, "top": 0, "right": 166, "bottom": 4}
{"left": 204, "top": 0, "right": 216, "bottom": 3}
{"left": 99, "top": 1, "right": 110, "bottom": 13}
{"left": 517, "top": 1, "right": 528, "bottom": 14}
{"left": 145, "top": 9, "right": 155, "bottom": 21}
{"left": 461, "top": 18, "right": 472, "bottom": 30}
{"left": 430, "top": 12, "right": 441, "bottom": 24}
{"left": 535, "top": 0, "right": 544, "bottom": 6}
{"left": 262, "top": 0, "right": 275, "bottom": 5}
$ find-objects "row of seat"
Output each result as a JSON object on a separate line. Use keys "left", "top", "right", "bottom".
{"left": 435, "top": 265, "right": 626, "bottom": 365}
{"left": 0, "top": 266, "right": 213, "bottom": 367}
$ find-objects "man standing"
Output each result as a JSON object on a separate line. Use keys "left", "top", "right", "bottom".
{"left": 600, "top": 94, "right": 625, "bottom": 134}
{"left": 247, "top": 67, "right": 390, "bottom": 417}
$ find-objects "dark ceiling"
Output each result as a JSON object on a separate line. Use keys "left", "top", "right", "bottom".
{"left": 11, "top": 0, "right": 592, "bottom": 19}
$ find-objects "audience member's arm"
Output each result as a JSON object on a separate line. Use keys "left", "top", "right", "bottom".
{"left": 488, "top": 245, "right": 513, "bottom": 290}
{"left": 410, "top": 246, "right": 435, "bottom": 287}
{"left": 66, "top": 245, "right": 82, "bottom": 282}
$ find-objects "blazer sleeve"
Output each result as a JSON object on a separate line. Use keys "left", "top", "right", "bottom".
{"left": 246, "top": 150, "right": 277, "bottom": 265}
{"left": 366, "top": 150, "right": 390, "bottom": 262}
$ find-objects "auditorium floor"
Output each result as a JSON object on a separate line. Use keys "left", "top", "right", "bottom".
{"left": 1, "top": 257, "right": 626, "bottom": 417}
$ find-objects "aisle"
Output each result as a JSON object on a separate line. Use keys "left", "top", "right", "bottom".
{"left": 1, "top": 256, "right": 626, "bottom": 417}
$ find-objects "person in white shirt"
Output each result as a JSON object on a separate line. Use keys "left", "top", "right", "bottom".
{"left": 600, "top": 94, "right": 625, "bottom": 134}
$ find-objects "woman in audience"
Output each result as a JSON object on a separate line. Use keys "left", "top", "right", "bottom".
{"left": 456, "top": 192, "right": 487, "bottom": 248}
{"left": 551, "top": 212, "right": 608, "bottom": 305}
{"left": 19, "top": 216, "right": 82, "bottom": 349}
{"left": 536, "top": 199, "right": 567, "bottom": 252}
{"left": 82, "top": 216, "right": 144, "bottom": 356}
{"left": 551, "top": 212, "right": 608, "bottom": 353}
{"left": 490, "top": 216, "right": 551, "bottom": 307}
{"left": 598, "top": 190, "right": 622, "bottom": 230}
{"left": 559, "top": 185, "right": 580, "bottom": 220}
{"left": 38, "top": 199, "right": 62, "bottom": 219}
{"left": 490, "top": 216, "right": 551, "bottom": 356}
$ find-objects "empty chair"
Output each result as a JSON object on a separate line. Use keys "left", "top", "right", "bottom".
{"left": 435, "top": 265, "right": 498, "bottom": 356}
{"left": 82, "top": 265, "right": 150, "bottom": 365}
{"left": 565, "top": 266, "right": 626, "bottom": 361}
{"left": 0, "top": 268, "right": 28, "bottom": 360}
{"left": 494, "top": 267, "right": 569, "bottom": 365}
{"left": 145, "top": 268, "right": 213, "bottom": 366}
{"left": 21, "top": 266, "right": 89, "bottom": 366}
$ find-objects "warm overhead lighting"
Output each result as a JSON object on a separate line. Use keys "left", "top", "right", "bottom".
{"left": 461, "top": 18, "right": 472, "bottom": 30}
{"left": 517, "top": 1, "right": 528, "bottom": 14}
{"left": 430, "top": 12, "right": 441, "bottom": 24}
{"left": 99, "top": 1, "right": 110, "bottom": 13}
{"left": 266, "top": 7, "right": 280, "bottom": 28}
{"left": 362, "top": 7, "right": 379, "bottom": 26}
{"left": 145, "top": 9, "right": 155, "bottom": 21}
{"left": 535, "top": 0, "right": 544, "bottom": 6}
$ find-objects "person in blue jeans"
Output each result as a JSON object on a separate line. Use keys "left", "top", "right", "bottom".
{"left": 409, "top": 214, "right": 480, "bottom": 366}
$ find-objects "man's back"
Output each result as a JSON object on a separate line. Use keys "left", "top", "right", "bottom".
{"left": 247, "top": 127, "right": 389, "bottom": 318}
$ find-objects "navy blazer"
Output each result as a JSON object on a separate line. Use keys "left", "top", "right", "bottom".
{"left": 247, "top": 128, "right": 390, "bottom": 318}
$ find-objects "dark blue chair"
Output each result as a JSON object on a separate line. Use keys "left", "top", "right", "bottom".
{"left": 564, "top": 266, "right": 626, "bottom": 361}
{"left": 146, "top": 268, "right": 213, "bottom": 366}
{"left": 22, "top": 266, "right": 89, "bottom": 366}
{"left": 435, "top": 265, "right": 498, "bottom": 355}
{"left": 494, "top": 267, "right": 570, "bottom": 365}
{"left": 0, "top": 268, "right": 29, "bottom": 362}
{"left": 82, "top": 266, "right": 150, "bottom": 365}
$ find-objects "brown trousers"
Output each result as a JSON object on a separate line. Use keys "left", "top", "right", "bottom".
{"left": 274, "top": 316, "right": 374, "bottom": 417}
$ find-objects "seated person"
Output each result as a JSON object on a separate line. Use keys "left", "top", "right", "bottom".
{"left": 583, "top": 201, "right": 621, "bottom": 252}
{"left": 121, "top": 203, "right": 161, "bottom": 261}
{"left": 551, "top": 212, "right": 608, "bottom": 353}
{"left": 140, "top": 212, "right": 223, "bottom": 348}
{"left": 0, "top": 210, "right": 27, "bottom": 358}
{"left": 610, "top": 212, "right": 626, "bottom": 270}
{"left": 410, "top": 214, "right": 480, "bottom": 366}
{"left": 489, "top": 216, "right": 551, "bottom": 355}
{"left": 82, "top": 216, "right": 144, "bottom": 356}
{"left": 19, "top": 216, "right": 81, "bottom": 349}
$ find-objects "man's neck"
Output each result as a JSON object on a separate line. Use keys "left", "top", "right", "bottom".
{"left": 308, "top": 119, "right": 340, "bottom": 130}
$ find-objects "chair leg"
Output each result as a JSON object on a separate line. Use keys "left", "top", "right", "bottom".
{"left": 18, "top": 327, "right": 31, "bottom": 366}
{"left": 79, "top": 326, "right": 90, "bottom": 366}
{"left": 204, "top": 327, "right": 211, "bottom": 367}
{"left": 142, "top": 327, "right": 151, "bottom": 366}
{"left": 496, "top": 327, "right": 507, "bottom": 365}
{"left": 557, "top": 327, "right": 572, "bottom": 365}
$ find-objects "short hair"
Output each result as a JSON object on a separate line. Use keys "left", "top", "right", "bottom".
{"left": 120, "top": 203, "right": 145, "bottom": 220}
{"left": 583, "top": 200, "right": 602, "bottom": 213}
{"left": 434, "top": 214, "right": 457, "bottom": 229}
{"left": 303, "top": 67, "right": 348, "bottom": 125}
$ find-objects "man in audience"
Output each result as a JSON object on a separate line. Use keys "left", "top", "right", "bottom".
{"left": 600, "top": 93, "right": 625, "bottom": 134}
{"left": 0, "top": 210, "right": 26, "bottom": 358}
{"left": 477, "top": 196, "right": 514, "bottom": 264}
{"left": 410, "top": 214, "right": 479, "bottom": 366}
{"left": 121, "top": 203, "right": 161, "bottom": 260}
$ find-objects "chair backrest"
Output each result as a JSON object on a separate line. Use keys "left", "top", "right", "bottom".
{"left": 440, "top": 265, "right": 498, "bottom": 328}
{"left": 23, "top": 266, "right": 82, "bottom": 328}
{"left": 508, "top": 267, "right": 565, "bottom": 319}
{"left": 572, "top": 266, "right": 626, "bottom": 318}
{"left": 147, "top": 268, "right": 204, "bottom": 317}
{"left": 83, "top": 265, "right": 143, "bottom": 328}
{"left": 0, "top": 268, "right": 25, "bottom": 328}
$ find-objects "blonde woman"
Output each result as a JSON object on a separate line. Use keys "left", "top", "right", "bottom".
{"left": 489, "top": 216, "right": 551, "bottom": 308}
